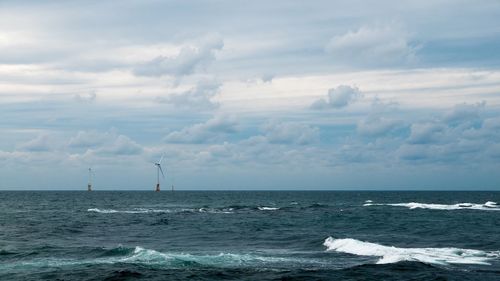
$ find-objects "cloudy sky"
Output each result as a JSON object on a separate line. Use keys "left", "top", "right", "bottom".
{"left": 1, "top": 0, "right": 499, "bottom": 190}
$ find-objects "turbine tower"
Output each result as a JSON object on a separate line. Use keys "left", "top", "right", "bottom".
{"left": 154, "top": 155, "right": 165, "bottom": 192}
{"left": 87, "top": 168, "right": 92, "bottom": 191}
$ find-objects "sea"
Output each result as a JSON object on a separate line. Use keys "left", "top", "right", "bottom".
{"left": 0, "top": 191, "right": 499, "bottom": 281}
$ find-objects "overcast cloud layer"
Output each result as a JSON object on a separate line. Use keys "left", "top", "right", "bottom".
{"left": 1, "top": 0, "right": 499, "bottom": 190}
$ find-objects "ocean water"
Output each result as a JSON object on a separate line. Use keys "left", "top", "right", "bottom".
{"left": 0, "top": 191, "right": 499, "bottom": 281}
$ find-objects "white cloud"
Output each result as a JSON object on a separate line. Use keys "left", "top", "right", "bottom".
{"left": 443, "top": 102, "right": 485, "bottom": 124}
{"left": 164, "top": 115, "right": 238, "bottom": 143}
{"left": 133, "top": 35, "right": 223, "bottom": 77}
{"left": 325, "top": 25, "right": 418, "bottom": 66}
{"left": 261, "top": 121, "right": 320, "bottom": 145}
{"left": 67, "top": 130, "right": 115, "bottom": 148}
{"left": 357, "top": 117, "right": 404, "bottom": 137}
{"left": 92, "top": 135, "right": 143, "bottom": 155}
{"left": 311, "top": 85, "right": 361, "bottom": 109}
{"left": 17, "top": 134, "right": 54, "bottom": 152}
{"left": 159, "top": 79, "right": 220, "bottom": 110}
{"left": 407, "top": 122, "right": 448, "bottom": 144}
{"left": 67, "top": 130, "right": 143, "bottom": 156}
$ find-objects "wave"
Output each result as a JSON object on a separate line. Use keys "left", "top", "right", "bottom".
{"left": 257, "top": 207, "right": 280, "bottom": 211}
{"left": 87, "top": 208, "right": 172, "bottom": 214}
{"left": 323, "top": 237, "right": 500, "bottom": 265}
{"left": 363, "top": 201, "right": 500, "bottom": 211}
{"left": 0, "top": 246, "right": 315, "bottom": 271}
{"left": 87, "top": 208, "right": 234, "bottom": 214}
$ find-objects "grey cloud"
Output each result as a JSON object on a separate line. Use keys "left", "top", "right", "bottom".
{"left": 408, "top": 102, "right": 486, "bottom": 145}
{"left": 67, "top": 130, "right": 114, "bottom": 148}
{"left": 357, "top": 117, "right": 404, "bottom": 137}
{"left": 261, "top": 121, "right": 319, "bottom": 145}
{"left": 164, "top": 115, "right": 238, "bottom": 143}
{"left": 67, "top": 130, "right": 143, "bottom": 156}
{"left": 407, "top": 122, "right": 448, "bottom": 144}
{"left": 311, "top": 85, "right": 361, "bottom": 109}
{"left": 357, "top": 97, "right": 404, "bottom": 137}
{"left": 93, "top": 135, "right": 143, "bottom": 155}
{"left": 17, "top": 134, "right": 53, "bottom": 152}
{"left": 133, "top": 35, "right": 223, "bottom": 77}
{"left": 399, "top": 102, "right": 498, "bottom": 162}
{"left": 158, "top": 80, "right": 220, "bottom": 110}
{"left": 443, "top": 102, "right": 485, "bottom": 124}
{"left": 325, "top": 25, "right": 418, "bottom": 66}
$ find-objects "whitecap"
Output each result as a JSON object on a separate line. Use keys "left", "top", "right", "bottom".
{"left": 363, "top": 202, "right": 500, "bottom": 211}
{"left": 0, "top": 246, "right": 318, "bottom": 271}
{"left": 87, "top": 208, "right": 171, "bottom": 214}
{"left": 257, "top": 207, "right": 279, "bottom": 211}
{"left": 323, "top": 237, "right": 500, "bottom": 265}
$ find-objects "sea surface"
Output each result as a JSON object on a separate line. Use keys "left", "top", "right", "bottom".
{"left": 1, "top": 191, "right": 499, "bottom": 281}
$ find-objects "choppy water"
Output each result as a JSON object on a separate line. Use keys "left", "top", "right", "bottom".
{"left": 1, "top": 191, "right": 499, "bottom": 280}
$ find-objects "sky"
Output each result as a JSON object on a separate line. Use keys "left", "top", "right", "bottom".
{"left": 0, "top": 0, "right": 499, "bottom": 190}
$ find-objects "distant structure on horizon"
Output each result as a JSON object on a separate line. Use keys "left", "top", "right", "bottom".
{"left": 154, "top": 155, "right": 165, "bottom": 192}
{"left": 87, "top": 168, "right": 92, "bottom": 192}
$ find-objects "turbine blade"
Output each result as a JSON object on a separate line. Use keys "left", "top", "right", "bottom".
{"left": 159, "top": 154, "right": 164, "bottom": 165}
{"left": 159, "top": 165, "right": 165, "bottom": 179}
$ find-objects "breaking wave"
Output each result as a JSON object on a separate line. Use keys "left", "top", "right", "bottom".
{"left": 87, "top": 208, "right": 234, "bottom": 214}
{"left": 324, "top": 237, "right": 500, "bottom": 265}
{"left": 363, "top": 201, "right": 500, "bottom": 211}
{"left": 0, "top": 246, "right": 316, "bottom": 271}
{"left": 257, "top": 207, "right": 280, "bottom": 211}
{"left": 88, "top": 205, "right": 287, "bottom": 214}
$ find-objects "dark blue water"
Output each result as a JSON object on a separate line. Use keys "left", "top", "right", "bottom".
{"left": 1, "top": 191, "right": 499, "bottom": 280}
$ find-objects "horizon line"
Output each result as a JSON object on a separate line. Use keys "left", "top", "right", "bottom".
{"left": 0, "top": 189, "right": 499, "bottom": 192}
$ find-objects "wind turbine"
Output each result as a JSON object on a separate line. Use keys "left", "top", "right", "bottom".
{"left": 154, "top": 155, "right": 165, "bottom": 192}
{"left": 87, "top": 168, "right": 93, "bottom": 191}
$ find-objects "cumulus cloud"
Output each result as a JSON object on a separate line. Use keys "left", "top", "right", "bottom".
{"left": 92, "top": 135, "right": 143, "bottom": 155}
{"left": 325, "top": 25, "right": 418, "bottom": 66}
{"left": 443, "top": 102, "right": 485, "bottom": 125}
{"left": 357, "top": 117, "right": 404, "bottom": 137}
{"left": 159, "top": 80, "right": 220, "bottom": 110}
{"left": 17, "top": 134, "right": 53, "bottom": 152}
{"left": 133, "top": 35, "right": 223, "bottom": 77}
{"left": 164, "top": 115, "right": 238, "bottom": 143}
{"left": 408, "top": 102, "right": 486, "bottom": 145}
{"left": 356, "top": 97, "right": 404, "bottom": 137}
{"left": 68, "top": 130, "right": 143, "bottom": 156}
{"left": 399, "top": 102, "right": 497, "bottom": 162}
{"left": 407, "top": 122, "right": 448, "bottom": 144}
{"left": 261, "top": 121, "right": 320, "bottom": 145}
{"left": 67, "top": 130, "right": 116, "bottom": 148}
{"left": 311, "top": 85, "right": 361, "bottom": 109}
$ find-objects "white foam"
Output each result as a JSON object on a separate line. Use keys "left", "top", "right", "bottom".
{"left": 122, "top": 246, "right": 292, "bottom": 266}
{"left": 197, "top": 208, "right": 234, "bottom": 214}
{"left": 0, "top": 246, "right": 316, "bottom": 271}
{"left": 324, "top": 237, "right": 500, "bottom": 265}
{"left": 484, "top": 201, "right": 498, "bottom": 208}
{"left": 258, "top": 207, "right": 279, "bottom": 211}
{"left": 363, "top": 201, "right": 500, "bottom": 211}
{"left": 87, "top": 207, "right": 234, "bottom": 214}
{"left": 87, "top": 208, "right": 172, "bottom": 214}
